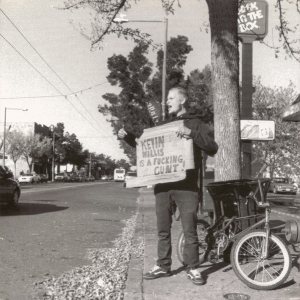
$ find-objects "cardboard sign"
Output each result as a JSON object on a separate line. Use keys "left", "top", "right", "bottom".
{"left": 126, "top": 120, "right": 194, "bottom": 188}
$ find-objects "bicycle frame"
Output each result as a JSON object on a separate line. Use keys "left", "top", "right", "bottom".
{"left": 205, "top": 179, "right": 273, "bottom": 260}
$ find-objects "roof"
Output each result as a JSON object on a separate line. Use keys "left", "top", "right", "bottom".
{"left": 282, "top": 94, "right": 300, "bottom": 122}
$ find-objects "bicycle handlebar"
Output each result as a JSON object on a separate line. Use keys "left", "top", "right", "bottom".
{"left": 246, "top": 178, "right": 271, "bottom": 208}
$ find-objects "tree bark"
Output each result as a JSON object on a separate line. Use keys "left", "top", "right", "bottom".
{"left": 206, "top": 0, "right": 241, "bottom": 181}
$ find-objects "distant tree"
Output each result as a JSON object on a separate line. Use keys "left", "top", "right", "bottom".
{"left": 22, "top": 133, "right": 52, "bottom": 173}
{"left": 61, "top": 132, "right": 87, "bottom": 167}
{"left": 6, "top": 130, "right": 25, "bottom": 177}
{"left": 252, "top": 79, "right": 300, "bottom": 178}
{"left": 115, "top": 158, "right": 131, "bottom": 171}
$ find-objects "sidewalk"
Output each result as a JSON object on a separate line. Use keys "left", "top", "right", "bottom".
{"left": 124, "top": 187, "right": 300, "bottom": 300}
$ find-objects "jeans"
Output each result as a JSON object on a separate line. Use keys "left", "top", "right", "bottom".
{"left": 154, "top": 189, "right": 199, "bottom": 270}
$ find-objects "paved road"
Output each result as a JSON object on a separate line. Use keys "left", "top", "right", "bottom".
{"left": 268, "top": 192, "right": 300, "bottom": 221}
{"left": 0, "top": 181, "right": 138, "bottom": 300}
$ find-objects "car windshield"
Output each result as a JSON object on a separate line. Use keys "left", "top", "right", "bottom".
{"left": 116, "top": 170, "right": 124, "bottom": 174}
{"left": 274, "top": 178, "right": 288, "bottom": 183}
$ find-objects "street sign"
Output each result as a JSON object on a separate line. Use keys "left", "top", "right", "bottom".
{"left": 238, "top": 0, "right": 268, "bottom": 40}
{"left": 241, "top": 120, "right": 275, "bottom": 140}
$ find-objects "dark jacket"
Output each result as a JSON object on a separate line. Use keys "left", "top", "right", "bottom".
{"left": 124, "top": 112, "right": 218, "bottom": 192}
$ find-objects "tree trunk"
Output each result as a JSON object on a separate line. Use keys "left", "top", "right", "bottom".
{"left": 206, "top": 0, "right": 241, "bottom": 181}
{"left": 14, "top": 162, "right": 17, "bottom": 178}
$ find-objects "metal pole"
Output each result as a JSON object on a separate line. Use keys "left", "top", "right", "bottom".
{"left": 162, "top": 17, "right": 168, "bottom": 121}
{"left": 241, "top": 39, "right": 254, "bottom": 179}
{"left": 89, "top": 153, "right": 92, "bottom": 177}
{"left": 3, "top": 107, "right": 7, "bottom": 167}
{"left": 52, "top": 131, "right": 55, "bottom": 182}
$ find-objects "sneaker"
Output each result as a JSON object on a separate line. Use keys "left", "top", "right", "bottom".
{"left": 143, "top": 265, "right": 171, "bottom": 280}
{"left": 186, "top": 268, "right": 206, "bottom": 285}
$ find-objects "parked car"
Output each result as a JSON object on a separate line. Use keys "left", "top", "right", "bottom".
{"left": 54, "top": 173, "right": 65, "bottom": 182}
{"left": 0, "top": 166, "right": 21, "bottom": 207}
{"left": 69, "top": 173, "right": 80, "bottom": 182}
{"left": 269, "top": 177, "right": 297, "bottom": 195}
{"left": 78, "top": 174, "right": 87, "bottom": 182}
{"left": 39, "top": 174, "right": 49, "bottom": 183}
{"left": 18, "top": 173, "right": 40, "bottom": 184}
{"left": 87, "top": 175, "right": 95, "bottom": 182}
{"left": 123, "top": 171, "right": 137, "bottom": 187}
{"left": 101, "top": 174, "right": 109, "bottom": 181}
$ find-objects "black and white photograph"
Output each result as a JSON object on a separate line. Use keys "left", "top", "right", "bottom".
{"left": 0, "top": 0, "right": 299, "bottom": 299}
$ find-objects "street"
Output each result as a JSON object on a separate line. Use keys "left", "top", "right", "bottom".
{"left": 0, "top": 182, "right": 139, "bottom": 300}
{"left": 0, "top": 183, "right": 299, "bottom": 299}
{"left": 268, "top": 192, "right": 300, "bottom": 222}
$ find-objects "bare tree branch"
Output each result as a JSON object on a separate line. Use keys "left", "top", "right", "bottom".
{"left": 90, "top": 0, "right": 128, "bottom": 47}
{"left": 276, "top": 0, "right": 300, "bottom": 62}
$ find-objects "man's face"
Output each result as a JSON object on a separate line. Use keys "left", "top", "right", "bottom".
{"left": 167, "top": 89, "right": 184, "bottom": 115}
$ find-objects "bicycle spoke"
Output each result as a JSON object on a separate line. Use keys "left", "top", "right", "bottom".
{"left": 263, "top": 260, "right": 283, "bottom": 277}
{"left": 240, "top": 238, "right": 262, "bottom": 258}
{"left": 244, "top": 261, "right": 263, "bottom": 280}
{"left": 261, "top": 262, "right": 276, "bottom": 280}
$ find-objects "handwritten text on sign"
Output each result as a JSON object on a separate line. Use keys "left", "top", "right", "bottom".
{"left": 238, "top": 0, "right": 268, "bottom": 38}
{"left": 126, "top": 120, "right": 194, "bottom": 188}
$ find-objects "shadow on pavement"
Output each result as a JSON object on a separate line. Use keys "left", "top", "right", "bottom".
{"left": 0, "top": 202, "right": 68, "bottom": 216}
{"left": 291, "top": 252, "right": 300, "bottom": 271}
{"left": 201, "top": 261, "right": 228, "bottom": 280}
{"left": 274, "top": 279, "right": 296, "bottom": 289}
{"left": 170, "top": 265, "right": 186, "bottom": 276}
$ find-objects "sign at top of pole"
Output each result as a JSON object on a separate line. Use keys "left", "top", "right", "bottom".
{"left": 238, "top": 0, "right": 268, "bottom": 42}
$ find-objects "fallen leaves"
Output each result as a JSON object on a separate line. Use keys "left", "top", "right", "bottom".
{"left": 34, "top": 213, "right": 144, "bottom": 300}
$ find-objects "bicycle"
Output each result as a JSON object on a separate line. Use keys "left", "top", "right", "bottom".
{"left": 176, "top": 178, "right": 292, "bottom": 290}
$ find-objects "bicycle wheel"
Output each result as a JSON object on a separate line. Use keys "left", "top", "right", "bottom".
{"left": 231, "top": 230, "right": 291, "bottom": 290}
{"left": 177, "top": 219, "right": 209, "bottom": 265}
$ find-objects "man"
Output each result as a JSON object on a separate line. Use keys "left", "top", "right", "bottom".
{"left": 118, "top": 86, "right": 218, "bottom": 285}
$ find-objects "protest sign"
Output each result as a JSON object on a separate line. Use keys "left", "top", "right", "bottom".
{"left": 146, "top": 99, "right": 162, "bottom": 125}
{"left": 126, "top": 120, "right": 194, "bottom": 188}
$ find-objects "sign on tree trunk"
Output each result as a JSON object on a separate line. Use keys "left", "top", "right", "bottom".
{"left": 126, "top": 120, "right": 194, "bottom": 188}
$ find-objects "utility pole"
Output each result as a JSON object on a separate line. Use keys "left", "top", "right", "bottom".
{"left": 113, "top": 15, "right": 168, "bottom": 121}
{"left": 238, "top": 0, "right": 268, "bottom": 178}
{"left": 3, "top": 108, "right": 7, "bottom": 167}
{"left": 50, "top": 125, "right": 55, "bottom": 182}
{"left": 89, "top": 153, "right": 92, "bottom": 177}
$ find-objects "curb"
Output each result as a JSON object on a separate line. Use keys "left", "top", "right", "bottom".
{"left": 124, "top": 194, "right": 145, "bottom": 300}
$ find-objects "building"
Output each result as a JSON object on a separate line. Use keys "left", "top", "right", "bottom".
{"left": 282, "top": 94, "right": 300, "bottom": 122}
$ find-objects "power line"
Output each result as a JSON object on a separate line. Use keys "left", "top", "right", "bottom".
{"left": 0, "top": 81, "right": 110, "bottom": 99}
{"left": 0, "top": 8, "right": 113, "bottom": 141}
{"left": 0, "top": 32, "right": 107, "bottom": 136}
{"left": 0, "top": 33, "right": 64, "bottom": 95}
{"left": 0, "top": 7, "right": 70, "bottom": 92}
{"left": 0, "top": 95, "right": 64, "bottom": 100}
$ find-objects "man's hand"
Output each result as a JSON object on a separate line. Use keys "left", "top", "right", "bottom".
{"left": 176, "top": 126, "right": 192, "bottom": 139}
{"left": 117, "top": 128, "right": 127, "bottom": 140}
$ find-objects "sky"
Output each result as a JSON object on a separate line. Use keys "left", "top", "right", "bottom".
{"left": 0, "top": 0, "right": 299, "bottom": 160}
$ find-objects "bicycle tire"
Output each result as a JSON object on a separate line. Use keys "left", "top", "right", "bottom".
{"left": 177, "top": 219, "right": 210, "bottom": 265}
{"left": 230, "top": 229, "right": 291, "bottom": 290}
